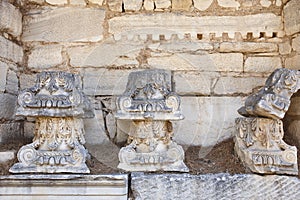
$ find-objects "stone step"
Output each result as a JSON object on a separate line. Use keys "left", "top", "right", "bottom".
{"left": 0, "top": 174, "right": 128, "bottom": 200}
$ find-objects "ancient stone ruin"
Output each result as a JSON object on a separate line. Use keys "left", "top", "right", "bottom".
{"left": 10, "top": 71, "right": 94, "bottom": 173}
{"left": 235, "top": 68, "right": 300, "bottom": 175}
{"left": 116, "top": 69, "right": 188, "bottom": 172}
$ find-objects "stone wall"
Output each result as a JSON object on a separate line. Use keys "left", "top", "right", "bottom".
{"left": 0, "top": 0, "right": 23, "bottom": 143}
{"left": 0, "top": 0, "right": 299, "bottom": 155}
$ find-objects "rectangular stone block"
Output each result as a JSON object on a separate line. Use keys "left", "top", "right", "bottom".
{"left": 292, "top": 35, "right": 300, "bottom": 52}
{"left": 23, "top": 7, "right": 105, "bottom": 42}
{"left": 28, "top": 45, "right": 63, "bottom": 70}
{"left": 81, "top": 68, "right": 138, "bottom": 96}
{"left": 219, "top": 42, "right": 278, "bottom": 53}
{"left": 284, "top": 0, "right": 300, "bottom": 35}
{"left": 149, "top": 41, "right": 214, "bottom": 52}
{"left": 68, "top": 43, "right": 142, "bottom": 67}
{"left": 285, "top": 54, "right": 300, "bottom": 70}
{"left": 0, "top": 61, "right": 9, "bottom": 92}
{"left": 0, "top": 174, "right": 128, "bottom": 200}
{"left": 0, "top": 36, "right": 23, "bottom": 63}
{"left": 19, "top": 73, "right": 36, "bottom": 90}
{"left": 5, "top": 70, "right": 18, "bottom": 94}
{"left": 174, "top": 71, "right": 219, "bottom": 95}
{"left": 109, "top": 13, "right": 282, "bottom": 40}
{"left": 0, "top": 94, "right": 17, "bottom": 121}
{"left": 244, "top": 57, "right": 282, "bottom": 73}
{"left": 0, "top": 2, "right": 22, "bottom": 37}
{"left": 173, "top": 96, "right": 243, "bottom": 147}
{"left": 213, "top": 76, "right": 266, "bottom": 95}
{"left": 0, "top": 122, "right": 21, "bottom": 143}
{"left": 148, "top": 53, "right": 243, "bottom": 72}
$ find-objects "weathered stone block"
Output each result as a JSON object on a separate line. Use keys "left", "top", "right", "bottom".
{"left": 28, "top": 45, "right": 63, "bottom": 70}
{"left": 292, "top": 35, "right": 300, "bottom": 52}
{"left": 123, "top": 0, "right": 143, "bottom": 11}
{"left": 0, "top": 2, "right": 22, "bottom": 37}
{"left": 283, "top": 0, "right": 300, "bottom": 35}
{"left": 214, "top": 76, "right": 266, "bottom": 95}
{"left": 46, "top": 0, "right": 67, "bottom": 5}
{"left": 0, "top": 94, "right": 17, "bottom": 120}
{"left": 148, "top": 53, "right": 243, "bottom": 72}
{"left": 173, "top": 96, "right": 243, "bottom": 147}
{"left": 244, "top": 57, "right": 282, "bottom": 73}
{"left": 70, "top": 0, "right": 86, "bottom": 5}
{"left": 0, "top": 61, "right": 8, "bottom": 92}
{"left": 193, "top": 0, "right": 213, "bottom": 11}
{"left": 0, "top": 174, "right": 128, "bottom": 200}
{"left": 89, "top": 0, "right": 104, "bottom": 5}
{"left": 109, "top": 13, "right": 282, "bottom": 41}
{"left": 143, "top": 0, "right": 154, "bottom": 10}
{"left": 279, "top": 41, "right": 292, "bottom": 55}
{"left": 0, "top": 36, "right": 23, "bottom": 63}
{"left": 260, "top": 0, "right": 272, "bottom": 7}
{"left": 174, "top": 71, "right": 218, "bottom": 95}
{"left": 285, "top": 54, "right": 300, "bottom": 70}
{"left": 0, "top": 151, "right": 15, "bottom": 163}
{"left": 81, "top": 68, "right": 135, "bottom": 96}
{"left": 131, "top": 173, "right": 300, "bottom": 200}
{"left": 150, "top": 41, "right": 214, "bottom": 52}
{"left": 6, "top": 70, "right": 18, "bottom": 94}
{"left": 155, "top": 0, "right": 171, "bottom": 9}
{"left": 219, "top": 42, "right": 278, "bottom": 53}
{"left": 172, "top": 0, "right": 192, "bottom": 11}
{"left": 19, "top": 73, "right": 36, "bottom": 90}
{"left": 0, "top": 122, "right": 21, "bottom": 143}
{"left": 108, "top": 0, "right": 122, "bottom": 11}
{"left": 68, "top": 43, "right": 142, "bottom": 67}
{"left": 23, "top": 8, "right": 105, "bottom": 42}
{"left": 217, "top": 0, "right": 240, "bottom": 9}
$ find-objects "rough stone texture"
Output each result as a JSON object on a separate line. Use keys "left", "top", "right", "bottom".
{"left": 0, "top": 61, "right": 8, "bottom": 92}
{"left": 89, "top": 0, "right": 104, "bottom": 5}
{"left": 81, "top": 68, "right": 135, "bottom": 96}
{"left": 173, "top": 97, "right": 243, "bottom": 147}
{"left": 123, "top": 0, "right": 143, "bottom": 11}
{"left": 109, "top": 13, "right": 282, "bottom": 40}
{"left": 6, "top": 70, "right": 18, "bottom": 94}
{"left": 260, "top": 0, "right": 272, "bottom": 7}
{"left": 217, "top": 0, "right": 240, "bottom": 9}
{"left": 68, "top": 43, "right": 142, "bottom": 67}
{"left": 28, "top": 45, "right": 63, "bottom": 70}
{"left": 19, "top": 73, "right": 36, "bottom": 90}
{"left": 174, "top": 71, "right": 218, "bottom": 95}
{"left": 23, "top": 8, "right": 105, "bottom": 42}
{"left": 0, "top": 36, "right": 23, "bottom": 63}
{"left": 131, "top": 173, "right": 300, "bottom": 200}
{"left": 0, "top": 151, "right": 15, "bottom": 163}
{"left": 152, "top": 41, "right": 214, "bottom": 52}
{"left": 235, "top": 117, "right": 298, "bottom": 175}
{"left": 283, "top": 0, "right": 300, "bottom": 35}
{"left": 238, "top": 68, "right": 300, "bottom": 119}
{"left": 107, "top": 0, "right": 122, "bottom": 12}
{"left": 292, "top": 35, "right": 300, "bottom": 52}
{"left": 285, "top": 54, "right": 300, "bottom": 69}
{"left": 0, "top": 122, "right": 21, "bottom": 143}
{"left": 219, "top": 42, "right": 278, "bottom": 53}
{"left": 0, "top": 174, "right": 128, "bottom": 200}
{"left": 0, "top": 1, "right": 22, "bottom": 37}
{"left": 70, "top": 0, "right": 86, "bottom": 5}
{"left": 279, "top": 41, "right": 292, "bottom": 55}
{"left": 155, "top": 0, "right": 171, "bottom": 9}
{"left": 0, "top": 93, "right": 17, "bottom": 120}
{"left": 148, "top": 53, "right": 243, "bottom": 72}
{"left": 193, "top": 0, "right": 213, "bottom": 11}
{"left": 172, "top": 0, "right": 192, "bottom": 11}
{"left": 143, "top": 0, "right": 154, "bottom": 10}
{"left": 244, "top": 57, "right": 282, "bottom": 73}
{"left": 213, "top": 76, "right": 266, "bottom": 95}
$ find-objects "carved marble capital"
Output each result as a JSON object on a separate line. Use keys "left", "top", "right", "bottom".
{"left": 235, "top": 117, "right": 298, "bottom": 175}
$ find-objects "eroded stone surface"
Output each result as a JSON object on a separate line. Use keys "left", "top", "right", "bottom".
{"left": 116, "top": 69, "right": 188, "bottom": 172}
{"left": 23, "top": 8, "right": 105, "bottom": 42}
{"left": 0, "top": 36, "right": 23, "bottom": 63}
{"left": 235, "top": 117, "right": 298, "bottom": 175}
{"left": 244, "top": 57, "right": 282, "bottom": 73}
{"left": 283, "top": 0, "right": 300, "bottom": 35}
{"left": 0, "top": 1, "right": 22, "bottom": 37}
{"left": 238, "top": 68, "right": 300, "bottom": 119}
{"left": 131, "top": 173, "right": 300, "bottom": 199}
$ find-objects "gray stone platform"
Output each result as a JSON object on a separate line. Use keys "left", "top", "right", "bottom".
{"left": 0, "top": 174, "right": 128, "bottom": 200}
{"left": 131, "top": 173, "right": 300, "bottom": 200}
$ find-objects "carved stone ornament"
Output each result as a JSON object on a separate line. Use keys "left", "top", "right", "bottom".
{"left": 116, "top": 69, "right": 188, "bottom": 172}
{"left": 235, "top": 68, "right": 299, "bottom": 175}
{"left": 235, "top": 117, "right": 298, "bottom": 175}
{"left": 238, "top": 68, "right": 300, "bottom": 119}
{"left": 10, "top": 71, "right": 94, "bottom": 173}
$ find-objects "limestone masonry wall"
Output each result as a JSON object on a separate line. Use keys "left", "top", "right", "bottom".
{"left": 0, "top": 0, "right": 299, "bottom": 162}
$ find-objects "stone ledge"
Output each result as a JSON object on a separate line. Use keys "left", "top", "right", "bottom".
{"left": 131, "top": 173, "right": 300, "bottom": 200}
{"left": 0, "top": 174, "right": 128, "bottom": 200}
